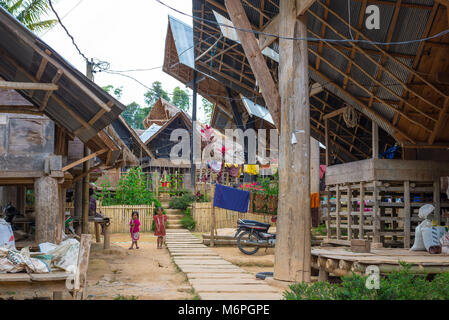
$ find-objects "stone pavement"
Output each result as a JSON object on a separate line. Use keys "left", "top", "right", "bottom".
{"left": 165, "top": 230, "right": 283, "bottom": 300}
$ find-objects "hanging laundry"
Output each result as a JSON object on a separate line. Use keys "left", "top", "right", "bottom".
{"left": 213, "top": 184, "right": 250, "bottom": 213}
{"left": 319, "top": 165, "right": 327, "bottom": 180}
{"left": 244, "top": 164, "right": 259, "bottom": 176}
{"left": 311, "top": 192, "right": 320, "bottom": 209}
{"left": 227, "top": 164, "right": 241, "bottom": 177}
{"left": 208, "top": 160, "right": 222, "bottom": 173}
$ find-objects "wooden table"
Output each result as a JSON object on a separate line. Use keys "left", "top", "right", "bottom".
{"left": 0, "top": 271, "right": 72, "bottom": 300}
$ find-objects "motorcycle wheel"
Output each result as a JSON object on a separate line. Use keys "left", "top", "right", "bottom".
{"left": 237, "top": 231, "right": 260, "bottom": 255}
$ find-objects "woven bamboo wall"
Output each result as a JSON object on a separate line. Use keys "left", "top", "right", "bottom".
{"left": 66, "top": 204, "right": 155, "bottom": 234}
{"left": 192, "top": 202, "right": 275, "bottom": 233}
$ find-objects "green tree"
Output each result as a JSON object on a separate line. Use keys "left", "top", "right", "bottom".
{"left": 171, "top": 86, "right": 190, "bottom": 112}
{"left": 202, "top": 97, "right": 214, "bottom": 124}
{"left": 144, "top": 81, "right": 170, "bottom": 107}
{"left": 102, "top": 85, "right": 123, "bottom": 99}
{"left": 0, "top": 0, "right": 58, "bottom": 33}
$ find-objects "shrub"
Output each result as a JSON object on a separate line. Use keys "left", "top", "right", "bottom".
{"left": 181, "top": 207, "right": 195, "bottom": 231}
{"left": 169, "top": 190, "right": 196, "bottom": 210}
{"left": 285, "top": 263, "right": 449, "bottom": 300}
{"left": 95, "top": 167, "right": 159, "bottom": 207}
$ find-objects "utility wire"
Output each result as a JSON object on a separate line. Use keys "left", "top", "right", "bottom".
{"left": 154, "top": 0, "right": 449, "bottom": 46}
{"left": 41, "top": 0, "right": 84, "bottom": 36}
{"left": 48, "top": 0, "right": 89, "bottom": 62}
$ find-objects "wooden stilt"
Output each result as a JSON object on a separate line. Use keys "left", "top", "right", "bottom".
{"left": 74, "top": 181, "right": 83, "bottom": 234}
{"left": 434, "top": 179, "right": 441, "bottom": 225}
{"left": 210, "top": 205, "right": 216, "bottom": 247}
{"left": 404, "top": 180, "right": 411, "bottom": 248}
{"left": 35, "top": 176, "right": 60, "bottom": 244}
{"left": 373, "top": 181, "right": 380, "bottom": 243}
{"left": 347, "top": 184, "right": 353, "bottom": 241}
{"left": 359, "top": 182, "right": 365, "bottom": 239}
{"left": 82, "top": 146, "right": 90, "bottom": 234}
{"left": 336, "top": 184, "right": 341, "bottom": 239}
{"left": 103, "top": 223, "right": 111, "bottom": 250}
{"left": 274, "top": 0, "right": 311, "bottom": 283}
{"left": 95, "top": 222, "right": 101, "bottom": 243}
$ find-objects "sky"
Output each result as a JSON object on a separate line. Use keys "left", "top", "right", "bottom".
{"left": 40, "top": 0, "right": 208, "bottom": 122}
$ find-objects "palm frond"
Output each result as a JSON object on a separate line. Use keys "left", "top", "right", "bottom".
{"left": 16, "top": 0, "right": 53, "bottom": 31}
{"left": 28, "top": 18, "right": 56, "bottom": 32}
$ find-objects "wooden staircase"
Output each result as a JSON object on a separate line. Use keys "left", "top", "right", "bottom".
{"left": 161, "top": 201, "right": 185, "bottom": 230}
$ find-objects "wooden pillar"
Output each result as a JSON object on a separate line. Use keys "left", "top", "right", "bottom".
{"left": 274, "top": 1, "right": 311, "bottom": 283}
{"left": 74, "top": 180, "right": 83, "bottom": 234}
{"left": 35, "top": 176, "right": 60, "bottom": 244}
{"left": 359, "top": 182, "right": 365, "bottom": 239}
{"left": 210, "top": 205, "right": 216, "bottom": 247}
{"left": 310, "top": 138, "right": 320, "bottom": 194}
{"left": 82, "top": 145, "right": 90, "bottom": 234}
{"left": 94, "top": 222, "right": 101, "bottom": 243}
{"left": 372, "top": 121, "right": 379, "bottom": 159}
{"left": 373, "top": 181, "right": 381, "bottom": 243}
{"left": 347, "top": 184, "right": 353, "bottom": 240}
{"left": 191, "top": 70, "right": 198, "bottom": 190}
{"left": 56, "top": 185, "right": 65, "bottom": 244}
{"left": 16, "top": 186, "right": 26, "bottom": 215}
{"left": 434, "top": 179, "right": 441, "bottom": 225}
{"left": 103, "top": 223, "right": 110, "bottom": 249}
{"left": 404, "top": 180, "right": 411, "bottom": 248}
{"left": 325, "top": 119, "right": 329, "bottom": 166}
{"left": 336, "top": 184, "right": 341, "bottom": 239}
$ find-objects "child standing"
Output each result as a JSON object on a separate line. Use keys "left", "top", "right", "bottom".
{"left": 129, "top": 211, "right": 141, "bottom": 250}
{"left": 154, "top": 207, "right": 167, "bottom": 249}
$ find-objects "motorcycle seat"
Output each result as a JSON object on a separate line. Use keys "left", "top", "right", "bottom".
{"left": 239, "top": 219, "right": 271, "bottom": 229}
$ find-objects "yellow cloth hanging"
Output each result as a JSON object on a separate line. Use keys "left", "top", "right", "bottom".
{"left": 311, "top": 192, "right": 320, "bottom": 209}
{"left": 244, "top": 164, "right": 259, "bottom": 175}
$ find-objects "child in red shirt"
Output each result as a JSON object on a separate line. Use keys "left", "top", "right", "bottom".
{"left": 129, "top": 211, "right": 141, "bottom": 250}
{"left": 154, "top": 207, "right": 167, "bottom": 249}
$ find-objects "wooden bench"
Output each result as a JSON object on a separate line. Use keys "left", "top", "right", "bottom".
{"left": 73, "top": 216, "right": 111, "bottom": 249}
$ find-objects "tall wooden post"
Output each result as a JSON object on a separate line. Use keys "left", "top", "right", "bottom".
{"left": 74, "top": 180, "right": 83, "bottom": 234}
{"left": 191, "top": 70, "right": 198, "bottom": 191}
{"left": 310, "top": 138, "right": 320, "bottom": 194}
{"left": 35, "top": 176, "right": 60, "bottom": 244}
{"left": 434, "top": 179, "right": 441, "bottom": 225}
{"left": 325, "top": 119, "right": 329, "bottom": 166}
{"left": 403, "top": 180, "right": 411, "bottom": 248}
{"left": 82, "top": 145, "right": 90, "bottom": 234}
{"left": 372, "top": 121, "right": 379, "bottom": 159}
{"left": 274, "top": 1, "right": 311, "bottom": 283}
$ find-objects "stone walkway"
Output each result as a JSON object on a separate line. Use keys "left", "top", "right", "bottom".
{"left": 165, "top": 230, "right": 283, "bottom": 300}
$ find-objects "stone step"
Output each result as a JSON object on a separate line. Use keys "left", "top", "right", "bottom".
{"left": 166, "top": 214, "right": 184, "bottom": 219}
{"left": 164, "top": 208, "right": 183, "bottom": 214}
{"left": 167, "top": 224, "right": 185, "bottom": 229}
{"left": 167, "top": 219, "right": 183, "bottom": 224}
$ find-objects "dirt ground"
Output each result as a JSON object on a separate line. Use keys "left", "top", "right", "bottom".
{"left": 0, "top": 233, "right": 195, "bottom": 300}
{"left": 87, "top": 233, "right": 194, "bottom": 300}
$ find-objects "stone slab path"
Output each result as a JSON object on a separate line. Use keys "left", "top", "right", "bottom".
{"left": 165, "top": 230, "right": 283, "bottom": 300}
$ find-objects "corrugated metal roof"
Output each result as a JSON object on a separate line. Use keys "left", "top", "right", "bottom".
{"left": 140, "top": 123, "right": 162, "bottom": 144}
{"left": 168, "top": 16, "right": 195, "bottom": 69}
{"left": 241, "top": 96, "right": 274, "bottom": 125}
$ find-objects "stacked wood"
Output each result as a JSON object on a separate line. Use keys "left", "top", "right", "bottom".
{"left": 351, "top": 239, "right": 371, "bottom": 253}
